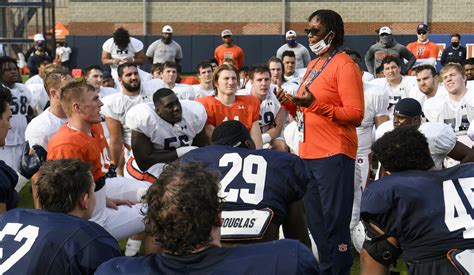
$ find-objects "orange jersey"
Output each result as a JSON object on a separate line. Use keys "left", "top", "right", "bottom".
{"left": 180, "top": 76, "right": 200, "bottom": 85}
{"left": 214, "top": 44, "right": 245, "bottom": 69}
{"left": 47, "top": 124, "right": 110, "bottom": 182}
{"left": 407, "top": 41, "right": 439, "bottom": 59}
{"left": 196, "top": 95, "right": 260, "bottom": 130}
{"left": 294, "top": 53, "right": 364, "bottom": 160}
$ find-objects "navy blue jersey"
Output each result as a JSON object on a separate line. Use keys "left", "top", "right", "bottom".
{"left": 0, "top": 160, "right": 18, "bottom": 210}
{"left": 0, "top": 209, "right": 121, "bottom": 274}
{"left": 96, "top": 239, "right": 319, "bottom": 274}
{"left": 181, "top": 145, "right": 310, "bottom": 224}
{"left": 361, "top": 164, "right": 474, "bottom": 263}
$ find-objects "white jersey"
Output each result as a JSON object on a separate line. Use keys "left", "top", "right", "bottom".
{"left": 369, "top": 76, "right": 417, "bottom": 117}
{"left": 236, "top": 85, "right": 281, "bottom": 133}
{"left": 26, "top": 83, "right": 49, "bottom": 114}
{"left": 99, "top": 86, "right": 118, "bottom": 98}
{"left": 192, "top": 84, "right": 214, "bottom": 98}
{"left": 6, "top": 83, "right": 33, "bottom": 146}
{"left": 356, "top": 82, "right": 389, "bottom": 156}
{"left": 56, "top": 46, "right": 72, "bottom": 62}
{"left": 125, "top": 100, "right": 206, "bottom": 177}
{"left": 468, "top": 80, "right": 474, "bottom": 91}
{"left": 102, "top": 37, "right": 144, "bottom": 80}
{"left": 281, "top": 81, "right": 300, "bottom": 96}
{"left": 375, "top": 121, "right": 456, "bottom": 170}
{"left": 169, "top": 83, "right": 195, "bottom": 100}
{"left": 284, "top": 71, "right": 303, "bottom": 86}
{"left": 100, "top": 89, "right": 154, "bottom": 145}
{"left": 141, "top": 79, "right": 165, "bottom": 95}
{"left": 126, "top": 100, "right": 207, "bottom": 150}
{"left": 423, "top": 89, "right": 474, "bottom": 135}
{"left": 25, "top": 107, "right": 67, "bottom": 149}
{"left": 24, "top": 75, "right": 43, "bottom": 86}
{"left": 362, "top": 71, "right": 374, "bottom": 82}
{"left": 407, "top": 83, "right": 446, "bottom": 108}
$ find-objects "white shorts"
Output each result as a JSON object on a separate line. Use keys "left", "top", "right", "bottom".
{"left": 90, "top": 177, "right": 151, "bottom": 240}
{"left": 0, "top": 144, "right": 23, "bottom": 171}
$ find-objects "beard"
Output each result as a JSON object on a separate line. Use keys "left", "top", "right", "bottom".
{"left": 122, "top": 81, "right": 140, "bottom": 93}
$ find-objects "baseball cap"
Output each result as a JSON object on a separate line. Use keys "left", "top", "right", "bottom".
{"left": 162, "top": 25, "right": 173, "bottom": 33}
{"left": 394, "top": 98, "right": 422, "bottom": 117}
{"left": 286, "top": 30, "right": 297, "bottom": 39}
{"left": 379, "top": 26, "right": 392, "bottom": 35}
{"left": 221, "top": 29, "right": 233, "bottom": 37}
{"left": 417, "top": 23, "right": 429, "bottom": 33}
{"left": 34, "top": 33, "right": 45, "bottom": 42}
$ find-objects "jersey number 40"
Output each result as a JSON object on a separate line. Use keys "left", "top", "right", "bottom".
{"left": 219, "top": 153, "right": 267, "bottom": 205}
{"left": 444, "top": 178, "right": 474, "bottom": 239}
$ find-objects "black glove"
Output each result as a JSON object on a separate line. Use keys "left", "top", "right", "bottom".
{"left": 19, "top": 141, "right": 47, "bottom": 179}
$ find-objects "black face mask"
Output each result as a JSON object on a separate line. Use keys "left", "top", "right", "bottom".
{"left": 452, "top": 42, "right": 460, "bottom": 48}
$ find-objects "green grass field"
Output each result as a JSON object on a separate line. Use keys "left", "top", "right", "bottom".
{"left": 17, "top": 181, "right": 407, "bottom": 274}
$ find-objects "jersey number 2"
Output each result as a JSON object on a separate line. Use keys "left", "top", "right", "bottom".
{"left": 0, "top": 223, "right": 39, "bottom": 272}
{"left": 219, "top": 153, "right": 266, "bottom": 205}
{"left": 443, "top": 178, "right": 474, "bottom": 238}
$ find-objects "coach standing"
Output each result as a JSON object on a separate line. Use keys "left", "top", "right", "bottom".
{"left": 277, "top": 9, "right": 364, "bottom": 274}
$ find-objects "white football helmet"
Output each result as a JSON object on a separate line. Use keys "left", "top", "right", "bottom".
{"left": 351, "top": 221, "right": 367, "bottom": 253}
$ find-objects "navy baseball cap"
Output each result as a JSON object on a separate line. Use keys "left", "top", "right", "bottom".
{"left": 394, "top": 98, "right": 422, "bottom": 117}
{"left": 417, "top": 23, "right": 429, "bottom": 33}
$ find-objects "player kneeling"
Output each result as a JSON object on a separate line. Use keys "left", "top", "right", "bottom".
{"left": 360, "top": 126, "right": 474, "bottom": 274}
{"left": 96, "top": 161, "right": 318, "bottom": 274}
{"left": 0, "top": 159, "right": 121, "bottom": 274}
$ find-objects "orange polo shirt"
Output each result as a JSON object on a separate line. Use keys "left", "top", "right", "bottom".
{"left": 286, "top": 53, "right": 364, "bottom": 160}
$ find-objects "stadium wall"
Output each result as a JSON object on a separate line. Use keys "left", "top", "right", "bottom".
{"left": 66, "top": 34, "right": 474, "bottom": 73}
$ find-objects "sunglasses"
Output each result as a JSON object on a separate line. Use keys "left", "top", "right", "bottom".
{"left": 304, "top": 28, "right": 320, "bottom": 36}
{"left": 417, "top": 31, "right": 427, "bottom": 35}
{"left": 222, "top": 35, "right": 231, "bottom": 38}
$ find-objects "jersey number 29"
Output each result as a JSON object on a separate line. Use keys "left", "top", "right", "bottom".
{"left": 219, "top": 153, "right": 266, "bottom": 205}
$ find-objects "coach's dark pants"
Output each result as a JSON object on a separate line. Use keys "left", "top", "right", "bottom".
{"left": 304, "top": 154, "right": 354, "bottom": 275}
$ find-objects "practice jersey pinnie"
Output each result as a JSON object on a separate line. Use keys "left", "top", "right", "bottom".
{"left": 361, "top": 164, "right": 474, "bottom": 263}
{"left": 181, "top": 145, "right": 309, "bottom": 224}
{"left": 96, "top": 239, "right": 318, "bottom": 274}
{"left": 0, "top": 209, "right": 121, "bottom": 275}
{"left": 126, "top": 100, "right": 206, "bottom": 150}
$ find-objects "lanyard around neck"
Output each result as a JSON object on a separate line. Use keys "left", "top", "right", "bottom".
{"left": 301, "top": 49, "right": 338, "bottom": 93}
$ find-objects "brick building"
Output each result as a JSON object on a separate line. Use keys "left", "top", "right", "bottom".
{"left": 57, "top": 0, "right": 473, "bottom": 36}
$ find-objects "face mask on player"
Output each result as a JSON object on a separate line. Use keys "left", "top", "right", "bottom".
{"left": 380, "top": 35, "right": 394, "bottom": 47}
{"left": 309, "top": 31, "right": 334, "bottom": 56}
{"left": 287, "top": 39, "right": 297, "bottom": 47}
